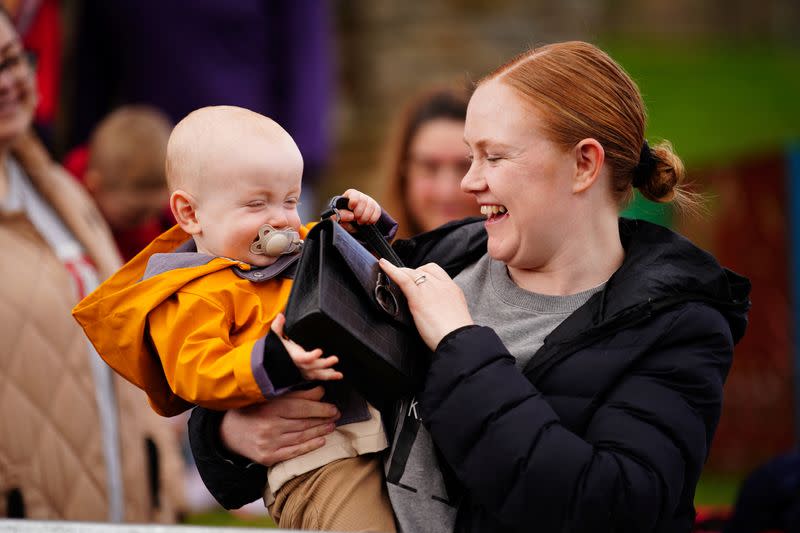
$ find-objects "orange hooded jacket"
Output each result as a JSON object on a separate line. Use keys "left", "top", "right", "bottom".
{"left": 73, "top": 223, "right": 313, "bottom": 416}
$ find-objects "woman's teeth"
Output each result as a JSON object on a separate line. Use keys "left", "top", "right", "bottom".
{"left": 480, "top": 205, "right": 507, "bottom": 218}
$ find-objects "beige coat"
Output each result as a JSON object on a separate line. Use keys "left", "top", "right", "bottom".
{"left": 0, "top": 132, "right": 185, "bottom": 521}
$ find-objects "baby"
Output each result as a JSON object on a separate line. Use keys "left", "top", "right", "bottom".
{"left": 74, "top": 106, "right": 396, "bottom": 531}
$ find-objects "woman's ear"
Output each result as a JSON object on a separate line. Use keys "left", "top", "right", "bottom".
{"left": 572, "top": 139, "right": 605, "bottom": 194}
{"left": 170, "top": 189, "right": 201, "bottom": 235}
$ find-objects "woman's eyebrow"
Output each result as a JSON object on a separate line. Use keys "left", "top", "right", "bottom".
{"left": 465, "top": 138, "right": 513, "bottom": 151}
{"left": 465, "top": 138, "right": 489, "bottom": 149}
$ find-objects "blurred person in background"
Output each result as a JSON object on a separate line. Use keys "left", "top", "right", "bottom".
{"left": 187, "top": 41, "right": 750, "bottom": 532}
{"left": 66, "top": 105, "right": 173, "bottom": 262}
{"left": 0, "top": 8, "right": 185, "bottom": 522}
{"left": 60, "top": 0, "right": 332, "bottom": 220}
{"left": 722, "top": 451, "right": 800, "bottom": 533}
{"left": 381, "top": 86, "right": 480, "bottom": 239}
{"left": 0, "top": 0, "right": 62, "bottom": 150}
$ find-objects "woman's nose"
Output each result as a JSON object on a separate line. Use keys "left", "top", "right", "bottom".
{"left": 460, "top": 162, "right": 485, "bottom": 194}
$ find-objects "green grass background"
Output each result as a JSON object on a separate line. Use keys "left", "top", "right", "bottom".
{"left": 607, "top": 39, "right": 800, "bottom": 225}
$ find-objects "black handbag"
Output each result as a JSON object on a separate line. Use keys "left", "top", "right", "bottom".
{"left": 284, "top": 198, "right": 427, "bottom": 406}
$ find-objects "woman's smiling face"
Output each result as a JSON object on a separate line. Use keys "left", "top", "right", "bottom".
{"left": 0, "top": 14, "right": 35, "bottom": 147}
{"left": 461, "top": 79, "right": 578, "bottom": 271}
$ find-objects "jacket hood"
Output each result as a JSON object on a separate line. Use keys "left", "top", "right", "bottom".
{"left": 606, "top": 218, "right": 751, "bottom": 343}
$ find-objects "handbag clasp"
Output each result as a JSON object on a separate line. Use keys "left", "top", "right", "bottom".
{"left": 374, "top": 272, "right": 399, "bottom": 317}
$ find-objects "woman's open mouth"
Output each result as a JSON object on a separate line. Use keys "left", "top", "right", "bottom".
{"left": 480, "top": 204, "right": 508, "bottom": 224}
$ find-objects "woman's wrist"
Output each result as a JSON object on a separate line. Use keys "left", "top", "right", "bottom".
{"left": 435, "top": 324, "right": 480, "bottom": 352}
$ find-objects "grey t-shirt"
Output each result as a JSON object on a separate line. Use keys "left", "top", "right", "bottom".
{"left": 386, "top": 253, "right": 604, "bottom": 533}
{"left": 459, "top": 254, "right": 605, "bottom": 370}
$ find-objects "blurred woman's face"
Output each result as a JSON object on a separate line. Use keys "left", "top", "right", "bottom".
{"left": 0, "top": 15, "right": 36, "bottom": 147}
{"left": 461, "top": 79, "right": 577, "bottom": 270}
{"left": 404, "top": 118, "right": 478, "bottom": 232}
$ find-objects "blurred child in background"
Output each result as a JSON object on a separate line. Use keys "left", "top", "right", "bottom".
{"left": 65, "top": 105, "right": 173, "bottom": 260}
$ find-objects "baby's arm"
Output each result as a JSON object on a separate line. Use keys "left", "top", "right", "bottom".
{"left": 148, "top": 293, "right": 305, "bottom": 411}
{"left": 270, "top": 313, "right": 343, "bottom": 382}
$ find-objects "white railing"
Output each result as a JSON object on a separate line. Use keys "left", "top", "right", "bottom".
{"left": 0, "top": 520, "right": 304, "bottom": 532}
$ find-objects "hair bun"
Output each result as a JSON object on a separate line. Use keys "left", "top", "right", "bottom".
{"left": 636, "top": 140, "right": 684, "bottom": 204}
{"left": 631, "top": 141, "right": 656, "bottom": 189}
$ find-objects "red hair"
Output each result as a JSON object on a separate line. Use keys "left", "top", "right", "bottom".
{"left": 482, "top": 41, "right": 692, "bottom": 209}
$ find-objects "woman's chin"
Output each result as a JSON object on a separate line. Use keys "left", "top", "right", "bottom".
{"left": 486, "top": 238, "right": 515, "bottom": 265}
{"left": 0, "top": 114, "right": 31, "bottom": 146}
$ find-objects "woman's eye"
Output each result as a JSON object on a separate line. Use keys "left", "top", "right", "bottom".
{"left": 247, "top": 201, "right": 266, "bottom": 208}
{"left": 285, "top": 198, "right": 299, "bottom": 207}
{"left": 486, "top": 155, "right": 501, "bottom": 162}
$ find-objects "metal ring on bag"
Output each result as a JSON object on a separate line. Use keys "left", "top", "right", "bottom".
{"left": 374, "top": 273, "right": 399, "bottom": 317}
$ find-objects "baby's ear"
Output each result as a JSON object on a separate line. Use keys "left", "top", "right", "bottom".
{"left": 170, "top": 189, "right": 201, "bottom": 234}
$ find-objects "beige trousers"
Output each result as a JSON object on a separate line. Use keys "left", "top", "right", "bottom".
{"left": 268, "top": 454, "right": 396, "bottom": 532}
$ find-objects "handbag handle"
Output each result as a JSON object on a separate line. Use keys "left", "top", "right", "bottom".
{"left": 320, "top": 196, "right": 405, "bottom": 267}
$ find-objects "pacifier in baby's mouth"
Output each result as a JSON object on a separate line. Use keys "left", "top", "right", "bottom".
{"left": 250, "top": 224, "right": 303, "bottom": 257}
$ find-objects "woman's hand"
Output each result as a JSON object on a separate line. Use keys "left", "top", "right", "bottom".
{"left": 219, "top": 385, "right": 339, "bottom": 466}
{"left": 379, "top": 259, "right": 474, "bottom": 350}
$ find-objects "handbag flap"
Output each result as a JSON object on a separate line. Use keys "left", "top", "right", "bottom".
{"left": 328, "top": 221, "right": 413, "bottom": 325}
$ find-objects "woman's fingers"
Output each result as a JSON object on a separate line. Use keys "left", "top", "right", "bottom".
{"left": 278, "top": 414, "right": 336, "bottom": 436}
{"left": 417, "top": 261, "right": 451, "bottom": 280}
{"left": 269, "top": 437, "right": 328, "bottom": 464}
{"left": 283, "top": 423, "right": 337, "bottom": 447}
{"left": 279, "top": 397, "right": 338, "bottom": 420}
{"left": 379, "top": 259, "right": 474, "bottom": 349}
{"left": 378, "top": 259, "right": 417, "bottom": 292}
{"left": 219, "top": 386, "right": 338, "bottom": 466}
{"left": 284, "top": 384, "right": 326, "bottom": 402}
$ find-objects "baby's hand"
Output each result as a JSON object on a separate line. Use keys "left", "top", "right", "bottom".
{"left": 338, "top": 189, "right": 381, "bottom": 226}
{"left": 271, "top": 314, "right": 343, "bottom": 382}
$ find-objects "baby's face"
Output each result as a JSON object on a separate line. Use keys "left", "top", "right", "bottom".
{"left": 193, "top": 150, "right": 302, "bottom": 267}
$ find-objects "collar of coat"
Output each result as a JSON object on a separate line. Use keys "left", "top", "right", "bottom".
{"left": 396, "top": 216, "right": 751, "bottom": 349}
{"left": 141, "top": 233, "right": 300, "bottom": 282}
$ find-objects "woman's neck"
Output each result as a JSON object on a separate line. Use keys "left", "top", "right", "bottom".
{"left": 507, "top": 213, "right": 624, "bottom": 296}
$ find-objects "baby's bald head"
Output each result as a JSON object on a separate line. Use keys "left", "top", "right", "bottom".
{"left": 165, "top": 106, "right": 303, "bottom": 195}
